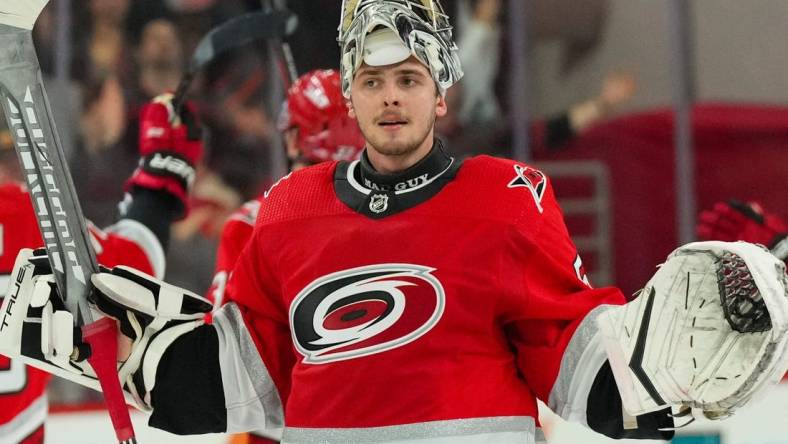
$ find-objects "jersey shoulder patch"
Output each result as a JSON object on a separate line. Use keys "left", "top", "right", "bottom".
{"left": 506, "top": 164, "right": 547, "bottom": 214}
{"left": 458, "top": 156, "right": 550, "bottom": 218}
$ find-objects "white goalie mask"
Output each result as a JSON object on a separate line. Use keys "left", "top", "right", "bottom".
{"left": 337, "top": 0, "right": 463, "bottom": 97}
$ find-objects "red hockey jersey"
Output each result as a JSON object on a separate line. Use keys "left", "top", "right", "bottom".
{"left": 211, "top": 148, "right": 628, "bottom": 443}
{"left": 0, "top": 183, "right": 159, "bottom": 443}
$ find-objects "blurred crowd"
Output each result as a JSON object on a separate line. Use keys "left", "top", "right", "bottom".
{"left": 17, "top": 0, "right": 636, "bottom": 294}
{"left": 29, "top": 0, "right": 280, "bottom": 291}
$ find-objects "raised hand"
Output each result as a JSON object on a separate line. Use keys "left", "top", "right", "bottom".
{"left": 127, "top": 93, "right": 204, "bottom": 219}
{"left": 698, "top": 200, "right": 787, "bottom": 260}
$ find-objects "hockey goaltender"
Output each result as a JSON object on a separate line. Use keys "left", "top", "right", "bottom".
{"left": 2, "top": 1, "right": 788, "bottom": 443}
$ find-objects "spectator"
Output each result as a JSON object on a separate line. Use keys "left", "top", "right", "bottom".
{"left": 135, "top": 19, "right": 185, "bottom": 99}
{"left": 443, "top": 68, "right": 638, "bottom": 157}
{"left": 77, "top": 18, "right": 187, "bottom": 228}
{"left": 77, "top": 0, "right": 133, "bottom": 155}
{"left": 456, "top": 0, "right": 503, "bottom": 126}
{"left": 441, "top": 0, "right": 636, "bottom": 157}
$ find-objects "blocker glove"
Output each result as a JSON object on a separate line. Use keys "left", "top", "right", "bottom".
{"left": 698, "top": 200, "right": 788, "bottom": 261}
{"left": 0, "top": 249, "right": 90, "bottom": 372}
{"left": 0, "top": 248, "right": 212, "bottom": 411}
{"left": 126, "top": 93, "right": 204, "bottom": 219}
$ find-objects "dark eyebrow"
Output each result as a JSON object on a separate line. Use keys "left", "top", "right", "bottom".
{"left": 395, "top": 68, "right": 428, "bottom": 78}
{"left": 356, "top": 66, "right": 430, "bottom": 78}
{"left": 356, "top": 68, "right": 383, "bottom": 77}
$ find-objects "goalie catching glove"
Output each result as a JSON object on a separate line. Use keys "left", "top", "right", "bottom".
{"left": 0, "top": 248, "right": 212, "bottom": 411}
{"left": 597, "top": 241, "right": 788, "bottom": 421}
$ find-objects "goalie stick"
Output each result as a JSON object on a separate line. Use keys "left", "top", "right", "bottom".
{"left": 172, "top": 8, "right": 297, "bottom": 113}
{"left": 0, "top": 1, "right": 136, "bottom": 443}
{"left": 261, "top": 0, "right": 300, "bottom": 86}
{"left": 259, "top": 0, "right": 300, "bottom": 177}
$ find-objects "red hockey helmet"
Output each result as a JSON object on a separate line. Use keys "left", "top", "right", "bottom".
{"left": 278, "top": 69, "right": 365, "bottom": 164}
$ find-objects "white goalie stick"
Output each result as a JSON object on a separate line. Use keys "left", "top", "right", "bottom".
{"left": 0, "top": 2, "right": 136, "bottom": 443}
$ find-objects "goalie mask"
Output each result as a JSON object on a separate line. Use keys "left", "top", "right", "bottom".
{"left": 337, "top": 0, "right": 463, "bottom": 97}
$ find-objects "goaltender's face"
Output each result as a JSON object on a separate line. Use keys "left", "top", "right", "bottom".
{"left": 348, "top": 57, "right": 447, "bottom": 160}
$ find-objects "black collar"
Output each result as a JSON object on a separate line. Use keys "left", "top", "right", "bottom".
{"left": 334, "top": 139, "right": 462, "bottom": 219}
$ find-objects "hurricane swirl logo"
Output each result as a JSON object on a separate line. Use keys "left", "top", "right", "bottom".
{"left": 290, "top": 264, "right": 445, "bottom": 364}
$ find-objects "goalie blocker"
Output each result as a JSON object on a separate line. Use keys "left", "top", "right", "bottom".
{"left": 0, "top": 248, "right": 212, "bottom": 412}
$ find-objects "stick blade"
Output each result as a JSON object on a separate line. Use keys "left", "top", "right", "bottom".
{"left": 0, "top": 0, "right": 48, "bottom": 30}
{"left": 190, "top": 10, "right": 297, "bottom": 72}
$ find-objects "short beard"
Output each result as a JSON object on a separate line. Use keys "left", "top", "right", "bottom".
{"left": 364, "top": 116, "right": 435, "bottom": 158}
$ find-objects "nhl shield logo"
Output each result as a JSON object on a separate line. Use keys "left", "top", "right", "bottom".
{"left": 369, "top": 193, "right": 389, "bottom": 214}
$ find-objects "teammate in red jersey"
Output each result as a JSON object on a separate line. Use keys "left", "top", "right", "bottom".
{"left": 698, "top": 200, "right": 787, "bottom": 263}
{"left": 4, "top": 2, "right": 788, "bottom": 443}
{"left": 0, "top": 93, "right": 202, "bottom": 443}
{"left": 0, "top": 185, "right": 159, "bottom": 443}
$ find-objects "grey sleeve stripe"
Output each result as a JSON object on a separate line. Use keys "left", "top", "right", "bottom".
{"left": 213, "top": 303, "right": 285, "bottom": 436}
{"left": 0, "top": 393, "right": 47, "bottom": 442}
{"left": 283, "top": 416, "right": 535, "bottom": 444}
{"left": 105, "top": 218, "right": 166, "bottom": 278}
{"left": 548, "top": 305, "right": 613, "bottom": 424}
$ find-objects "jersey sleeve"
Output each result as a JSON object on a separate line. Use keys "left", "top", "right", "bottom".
{"left": 503, "top": 171, "right": 673, "bottom": 439}
{"left": 221, "top": 223, "right": 295, "bottom": 423}
{"left": 148, "top": 224, "right": 291, "bottom": 437}
{"left": 90, "top": 222, "right": 159, "bottom": 277}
